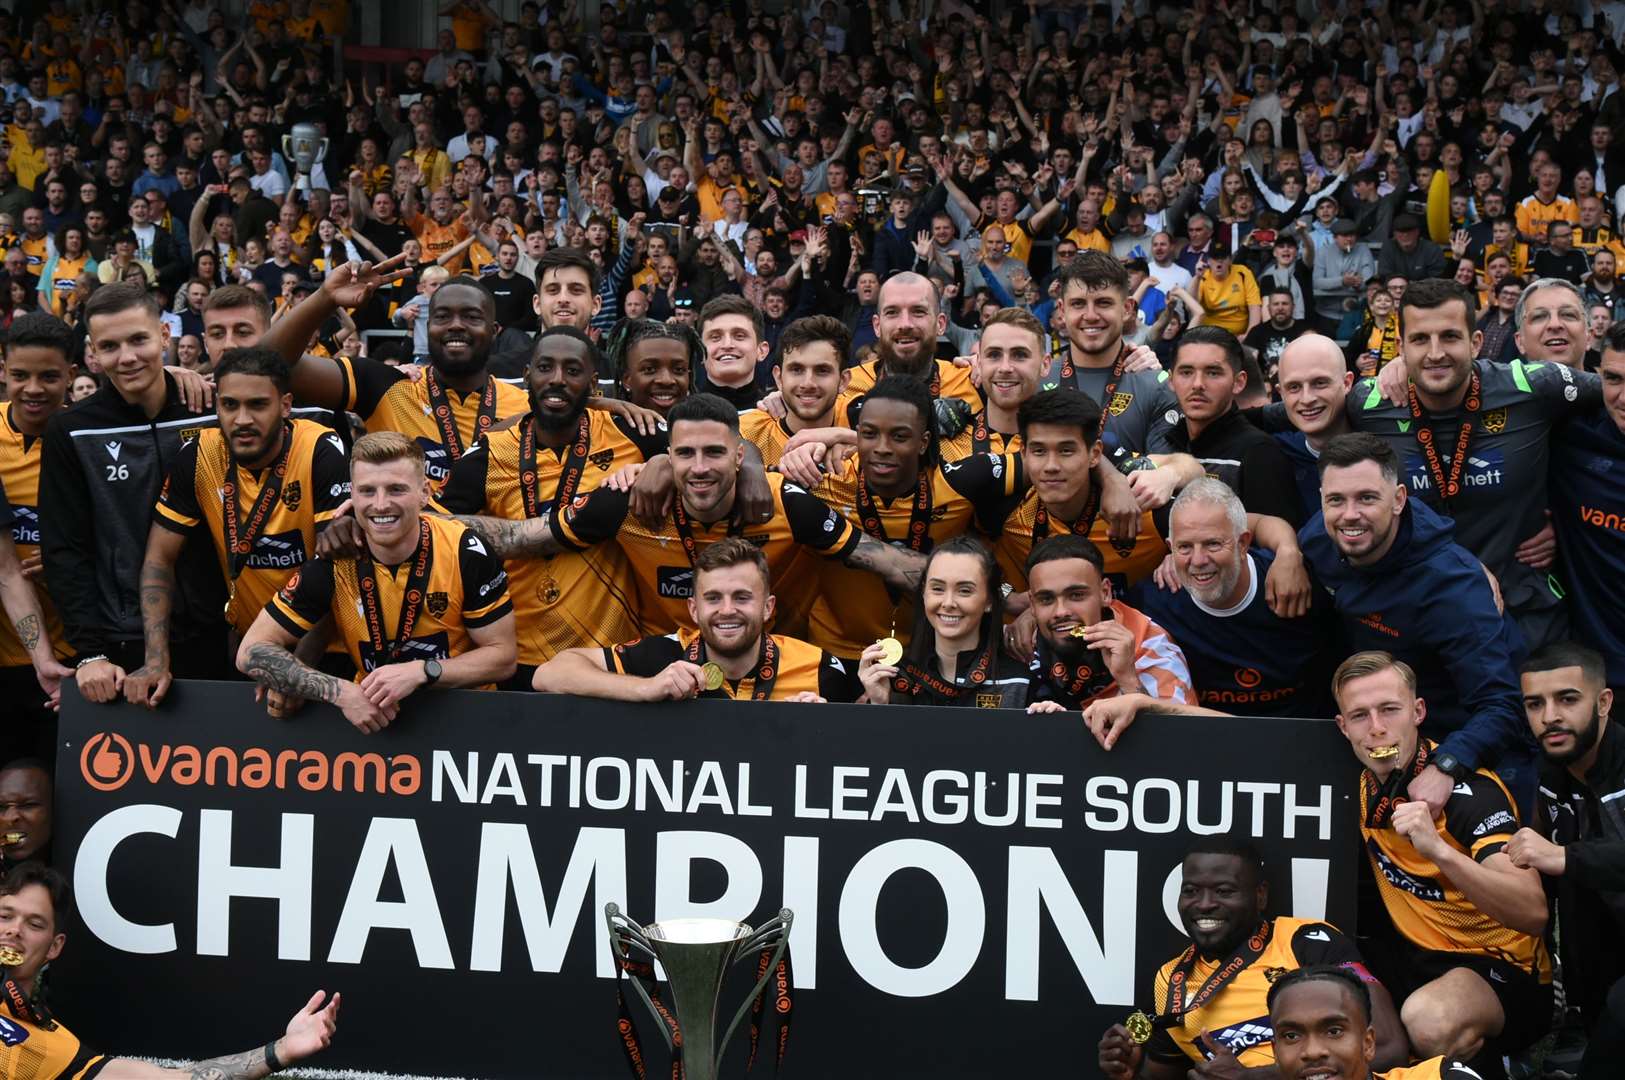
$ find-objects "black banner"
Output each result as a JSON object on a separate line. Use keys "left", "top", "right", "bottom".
{"left": 53, "top": 682, "right": 1359, "bottom": 1078}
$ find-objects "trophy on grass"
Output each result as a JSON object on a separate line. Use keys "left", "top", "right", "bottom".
{"left": 281, "top": 122, "right": 329, "bottom": 195}
{"left": 605, "top": 902, "right": 794, "bottom": 1080}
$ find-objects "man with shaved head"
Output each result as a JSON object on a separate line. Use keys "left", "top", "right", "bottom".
{"left": 1271, "top": 334, "right": 1355, "bottom": 516}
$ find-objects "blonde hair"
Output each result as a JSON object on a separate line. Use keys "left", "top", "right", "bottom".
{"left": 420, "top": 265, "right": 451, "bottom": 286}
{"left": 1331, "top": 650, "right": 1418, "bottom": 707}
{"left": 351, "top": 430, "right": 426, "bottom": 472}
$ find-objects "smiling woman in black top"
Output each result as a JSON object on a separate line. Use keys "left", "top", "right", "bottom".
{"left": 858, "top": 535, "right": 1029, "bottom": 709}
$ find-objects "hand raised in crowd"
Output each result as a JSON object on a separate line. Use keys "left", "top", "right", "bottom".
{"left": 322, "top": 253, "right": 411, "bottom": 310}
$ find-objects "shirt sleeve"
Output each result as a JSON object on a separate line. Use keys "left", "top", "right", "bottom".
{"left": 613, "top": 413, "right": 671, "bottom": 460}
{"left": 605, "top": 635, "right": 683, "bottom": 676}
{"left": 941, "top": 453, "right": 1027, "bottom": 534}
{"left": 1441, "top": 772, "right": 1521, "bottom": 861}
{"left": 266, "top": 557, "right": 337, "bottom": 638}
{"left": 335, "top": 354, "right": 409, "bottom": 419}
{"left": 817, "top": 650, "right": 862, "bottom": 703}
{"left": 557, "top": 484, "right": 632, "bottom": 549}
{"left": 456, "top": 529, "right": 513, "bottom": 627}
{"left": 1524, "top": 358, "right": 1603, "bottom": 416}
{"left": 780, "top": 481, "right": 860, "bottom": 556}
{"left": 1288, "top": 921, "right": 1367, "bottom": 967}
{"left": 152, "top": 439, "right": 203, "bottom": 533}
{"left": 439, "top": 441, "right": 491, "bottom": 515}
{"left": 1239, "top": 439, "right": 1307, "bottom": 526}
{"left": 310, "top": 431, "right": 351, "bottom": 529}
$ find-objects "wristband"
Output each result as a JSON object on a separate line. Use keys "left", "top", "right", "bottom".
{"left": 264, "top": 1040, "right": 284, "bottom": 1072}
{"left": 75, "top": 654, "right": 108, "bottom": 669}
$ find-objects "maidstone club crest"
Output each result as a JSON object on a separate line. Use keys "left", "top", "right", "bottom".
{"left": 589, "top": 449, "right": 616, "bottom": 470}
{"left": 1108, "top": 391, "right": 1134, "bottom": 416}
{"left": 1482, "top": 407, "right": 1507, "bottom": 434}
{"left": 282, "top": 480, "right": 302, "bottom": 510}
{"left": 426, "top": 591, "right": 450, "bottom": 617}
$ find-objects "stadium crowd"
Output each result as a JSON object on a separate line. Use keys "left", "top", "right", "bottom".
{"left": 0, "top": 0, "right": 1616, "bottom": 1078}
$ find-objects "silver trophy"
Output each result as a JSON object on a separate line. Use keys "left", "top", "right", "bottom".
{"left": 281, "top": 122, "right": 329, "bottom": 194}
{"left": 605, "top": 902, "right": 793, "bottom": 1080}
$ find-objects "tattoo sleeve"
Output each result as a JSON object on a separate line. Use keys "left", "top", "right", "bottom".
{"left": 842, "top": 534, "right": 927, "bottom": 590}
{"left": 243, "top": 642, "right": 344, "bottom": 705}
{"left": 186, "top": 1046, "right": 272, "bottom": 1080}
{"left": 139, "top": 558, "right": 175, "bottom": 669}
{"left": 11, "top": 614, "right": 38, "bottom": 653}
{"left": 451, "top": 511, "right": 560, "bottom": 559}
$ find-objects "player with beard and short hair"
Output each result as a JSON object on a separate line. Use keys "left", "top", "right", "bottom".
{"left": 532, "top": 536, "right": 860, "bottom": 702}
{"left": 260, "top": 257, "right": 530, "bottom": 491}
{"left": 440, "top": 327, "right": 669, "bottom": 688}
{"left": 1021, "top": 534, "right": 1193, "bottom": 714}
{"left": 1334, "top": 650, "right": 1552, "bottom": 1071}
{"left": 942, "top": 307, "right": 1046, "bottom": 460}
{"left": 130, "top": 348, "right": 352, "bottom": 708}
{"left": 738, "top": 315, "right": 851, "bottom": 467}
{"left": 1097, "top": 840, "right": 1406, "bottom": 1078}
{"left": 1508, "top": 642, "right": 1625, "bottom": 1076}
{"left": 838, "top": 272, "right": 980, "bottom": 419}
{"left": 1129, "top": 478, "right": 1335, "bottom": 717}
{"left": 1267, "top": 967, "right": 1480, "bottom": 1080}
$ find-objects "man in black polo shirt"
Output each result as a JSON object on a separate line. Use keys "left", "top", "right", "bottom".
{"left": 1152, "top": 326, "right": 1303, "bottom": 526}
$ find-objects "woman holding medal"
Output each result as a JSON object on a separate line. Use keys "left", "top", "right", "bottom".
{"left": 857, "top": 536, "right": 1030, "bottom": 709}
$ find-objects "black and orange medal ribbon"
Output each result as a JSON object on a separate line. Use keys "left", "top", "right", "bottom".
{"left": 356, "top": 518, "right": 434, "bottom": 669}
{"left": 1160, "top": 920, "right": 1274, "bottom": 1027}
{"left": 424, "top": 367, "right": 498, "bottom": 462}
{"left": 1362, "top": 740, "right": 1432, "bottom": 829}
{"left": 684, "top": 635, "right": 780, "bottom": 700}
{"left": 1408, "top": 367, "right": 1481, "bottom": 501}
{"left": 222, "top": 422, "right": 294, "bottom": 579}
{"left": 892, "top": 634, "right": 995, "bottom": 703}
{"left": 1032, "top": 636, "right": 1116, "bottom": 707}
{"left": 853, "top": 468, "right": 933, "bottom": 552}
{"left": 1032, "top": 485, "right": 1103, "bottom": 543}
{"left": 671, "top": 496, "right": 746, "bottom": 570}
{"left": 612, "top": 946, "right": 792, "bottom": 1080}
{"left": 519, "top": 412, "right": 592, "bottom": 519}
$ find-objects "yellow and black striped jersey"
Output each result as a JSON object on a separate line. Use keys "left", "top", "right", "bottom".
{"left": 154, "top": 419, "right": 349, "bottom": 634}
{"left": 268, "top": 514, "right": 512, "bottom": 679}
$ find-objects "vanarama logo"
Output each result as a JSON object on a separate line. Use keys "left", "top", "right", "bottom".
{"left": 1580, "top": 505, "right": 1625, "bottom": 534}
{"left": 79, "top": 733, "right": 421, "bottom": 796}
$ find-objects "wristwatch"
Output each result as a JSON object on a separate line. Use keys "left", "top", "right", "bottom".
{"left": 1431, "top": 752, "right": 1470, "bottom": 781}
{"left": 423, "top": 659, "right": 443, "bottom": 687}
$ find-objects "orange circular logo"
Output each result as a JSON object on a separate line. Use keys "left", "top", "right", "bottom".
{"left": 1235, "top": 667, "right": 1262, "bottom": 689}
{"left": 80, "top": 732, "right": 135, "bottom": 791}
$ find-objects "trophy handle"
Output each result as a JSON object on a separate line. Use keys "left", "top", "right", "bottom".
{"left": 316, "top": 137, "right": 330, "bottom": 161}
{"left": 604, "top": 903, "right": 677, "bottom": 1055}
{"left": 714, "top": 909, "right": 793, "bottom": 1073}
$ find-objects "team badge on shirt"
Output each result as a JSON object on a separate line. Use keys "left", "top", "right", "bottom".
{"left": 1483, "top": 408, "right": 1507, "bottom": 434}
{"left": 1109, "top": 392, "right": 1134, "bottom": 415}
{"left": 283, "top": 480, "right": 303, "bottom": 510}
{"left": 426, "top": 591, "right": 450, "bottom": 617}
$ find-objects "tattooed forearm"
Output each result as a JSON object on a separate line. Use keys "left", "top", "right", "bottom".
{"left": 243, "top": 643, "right": 343, "bottom": 705}
{"left": 451, "top": 512, "right": 558, "bottom": 558}
{"left": 843, "top": 534, "right": 926, "bottom": 590}
{"left": 187, "top": 1046, "right": 272, "bottom": 1080}
{"left": 11, "top": 614, "right": 38, "bottom": 652}
{"left": 139, "top": 558, "right": 175, "bottom": 668}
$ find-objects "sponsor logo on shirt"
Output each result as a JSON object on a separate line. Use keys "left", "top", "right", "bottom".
{"left": 0, "top": 1016, "right": 28, "bottom": 1046}
{"left": 360, "top": 631, "right": 451, "bottom": 672}
{"left": 657, "top": 566, "right": 694, "bottom": 599}
{"left": 1404, "top": 449, "right": 1505, "bottom": 493}
{"left": 1368, "top": 841, "right": 1445, "bottom": 902}
{"left": 9, "top": 504, "right": 39, "bottom": 547}
{"left": 241, "top": 529, "right": 308, "bottom": 571}
{"left": 1473, "top": 810, "right": 1514, "bottom": 837}
{"left": 416, "top": 437, "right": 452, "bottom": 482}
{"left": 1210, "top": 1017, "right": 1274, "bottom": 1055}
{"left": 1580, "top": 504, "right": 1625, "bottom": 533}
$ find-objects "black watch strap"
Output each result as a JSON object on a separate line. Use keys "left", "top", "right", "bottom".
{"left": 1433, "top": 753, "right": 1470, "bottom": 780}
{"left": 424, "top": 658, "right": 443, "bottom": 686}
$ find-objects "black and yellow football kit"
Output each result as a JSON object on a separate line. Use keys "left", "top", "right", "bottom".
{"left": 557, "top": 473, "right": 859, "bottom": 636}
{"left": 605, "top": 629, "right": 861, "bottom": 702}
{"left": 1146, "top": 916, "right": 1376, "bottom": 1067}
{"left": 989, "top": 489, "right": 1167, "bottom": 595}
{"left": 940, "top": 409, "right": 1022, "bottom": 462}
{"left": 0, "top": 996, "right": 107, "bottom": 1079}
{"left": 806, "top": 454, "right": 1018, "bottom": 658}
{"left": 837, "top": 358, "right": 981, "bottom": 425}
{"left": 0, "top": 403, "right": 68, "bottom": 668}
{"left": 1359, "top": 741, "right": 1553, "bottom": 1052}
{"left": 440, "top": 411, "right": 667, "bottom": 668}
{"left": 154, "top": 419, "right": 350, "bottom": 635}
{"left": 736, "top": 410, "right": 799, "bottom": 468}
{"left": 334, "top": 356, "right": 529, "bottom": 489}
{"left": 268, "top": 514, "right": 512, "bottom": 678}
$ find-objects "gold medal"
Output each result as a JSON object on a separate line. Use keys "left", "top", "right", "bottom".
{"left": 1125, "top": 1010, "right": 1154, "bottom": 1045}
{"left": 1369, "top": 745, "right": 1401, "bottom": 760}
{"left": 1068, "top": 625, "right": 1091, "bottom": 639}
{"left": 0, "top": 946, "right": 21, "bottom": 967}
{"left": 701, "top": 662, "right": 725, "bottom": 691}
{"left": 0, "top": 833, "right": 21, "bottom": 846}
{"left": 876, "top": 637, "right": 903, "bottom": 665}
